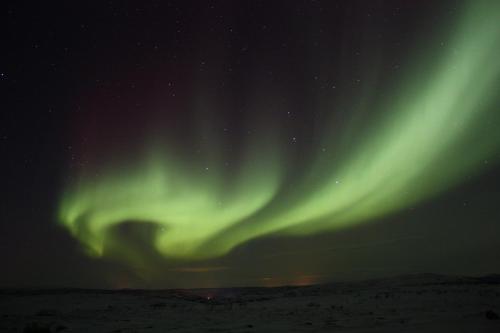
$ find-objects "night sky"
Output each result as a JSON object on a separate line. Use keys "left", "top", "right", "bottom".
{"left": 2, "top": 1, "right": 500, "bottom": 289}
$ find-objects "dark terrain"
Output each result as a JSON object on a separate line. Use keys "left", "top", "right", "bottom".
{"left": 2, "top": 274, "right": 500, "bottom": 332}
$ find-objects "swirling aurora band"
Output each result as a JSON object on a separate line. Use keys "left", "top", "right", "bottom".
{"left": 59, "top": 1, "right": 500, "bottom": 262}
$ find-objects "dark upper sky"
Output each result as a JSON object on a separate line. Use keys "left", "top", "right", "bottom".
{"left": 1, "top": 1, "right": 500, "bottom": 289}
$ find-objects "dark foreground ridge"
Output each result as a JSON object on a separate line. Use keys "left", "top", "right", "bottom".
{"left": 2, "top": 274, "right": 500, "bottom": 332}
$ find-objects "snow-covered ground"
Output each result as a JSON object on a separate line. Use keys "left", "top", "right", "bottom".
{"left": 1, "top": 274, "right": 500, "bottom": 332}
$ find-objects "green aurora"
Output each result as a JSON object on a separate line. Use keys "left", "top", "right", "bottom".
{"left": 59, "top": 1, "right": 500, "bottom": 264}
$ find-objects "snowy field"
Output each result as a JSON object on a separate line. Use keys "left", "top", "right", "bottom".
{"left": 1, "top": 274, "right": 500, "bottom": 332}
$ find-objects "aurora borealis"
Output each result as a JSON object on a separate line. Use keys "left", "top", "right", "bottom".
{"left": 58, "top": 0, "right": 500, "bottom": 264}
{"left": 3, "top": 0, "right": 500, "bottom": 289}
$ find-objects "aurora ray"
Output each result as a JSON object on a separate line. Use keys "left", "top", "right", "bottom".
{"left": 59, "top": 0, "right": 500, "bottom": 263}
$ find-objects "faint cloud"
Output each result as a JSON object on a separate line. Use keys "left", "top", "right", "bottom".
{"left": 264, "top": 236, "right": 424, "bottom": 259}
{"left": 169, "top": 266, "right": 229, "bottom": 273}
